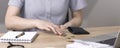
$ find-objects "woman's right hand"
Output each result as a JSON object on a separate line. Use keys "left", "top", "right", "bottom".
{"left": 34, "top": 20, "right": 63, "bottom": 35}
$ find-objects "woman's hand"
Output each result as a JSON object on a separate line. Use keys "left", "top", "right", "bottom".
{"left": 60, "top": 25, "right": 67, "bottom": 30}
{"left": 34, "top": 20, "right": 63, "bottom": 35}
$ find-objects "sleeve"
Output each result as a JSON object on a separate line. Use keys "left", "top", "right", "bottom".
{"left": 8, "top": 0, "right": 24, "bottom": 8}
{"left": 70, "top": 0, "right": 87, "bottom": 11}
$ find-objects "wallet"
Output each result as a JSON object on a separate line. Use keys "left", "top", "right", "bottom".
{"left": 67, "top": 27, "right": 90, "bottom": 35}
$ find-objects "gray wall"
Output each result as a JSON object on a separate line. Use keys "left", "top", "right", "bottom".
{"left": 0, "top": 0, "right": 120, "bottom": 32}
{"left": 0, "top": 0, "right": 8, "bottom": 23}
{"left": 83, "top": 0, "right": 120, "bottom": 27}
{"left": 0, "top": 0, "right": 8, "bottom": 32}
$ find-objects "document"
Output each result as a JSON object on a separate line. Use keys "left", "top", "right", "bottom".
{"left": 66, "top": 40, "right": 113, "bottom": 48}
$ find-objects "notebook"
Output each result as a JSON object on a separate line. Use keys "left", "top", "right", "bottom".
{"left": 0, "top": 31, "right": 38, "bottom": 43}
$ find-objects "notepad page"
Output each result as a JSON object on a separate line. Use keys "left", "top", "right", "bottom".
{"left": 18, "top": 32, "right": 37, "bottom": 42}
{"left": 0, "top": 31, "right": 37, "bottom": 43}
{"left": 0, "top": 31, "right": 23, "bottom": 40}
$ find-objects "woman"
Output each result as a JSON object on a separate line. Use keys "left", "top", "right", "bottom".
{"left": 5, "top": 0, "right": 86, "bottom": 35}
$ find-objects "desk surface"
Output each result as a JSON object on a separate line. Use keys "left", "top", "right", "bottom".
{"left": 0, "top": 26, "right": 120, "bottom": 48}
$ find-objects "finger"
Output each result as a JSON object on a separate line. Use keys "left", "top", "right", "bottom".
{"left": 50, "top": 23, "right": 60, "bottom": 28}
{"left": 48, "top": 24, "right": 61, "bottom": 35}
{"left": 59, "top": 25, "right": 68, "bottom": 36}
{"left": 43, "top": 27, "right": 51, "bottom": 31}
{"left": 47, "top": 25, "right": 58, "bottom": 34}
{"left": 55, "top": 26, "right": 64, "bottom": 36}
{"left": 60, "top": 25, "right": 66, "bottom": 29}
{"left": 49, "top": 23, "right": 63, "bottom": 35}
{"left": 51, "top": 25, "right": 63, "bottom": 35}
{"left": 55, "top": 29, "right": 63, "bottom": 35}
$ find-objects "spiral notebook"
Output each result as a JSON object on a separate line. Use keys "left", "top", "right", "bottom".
{"left": 0, "top": 31, "right": 38, "bottom": 43}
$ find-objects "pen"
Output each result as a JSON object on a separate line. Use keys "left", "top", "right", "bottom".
{"left": 15, "top": 32, "right": 25, "bottom": 38}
